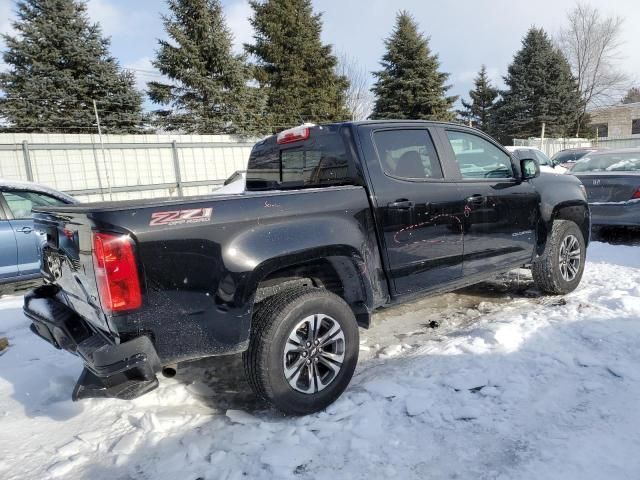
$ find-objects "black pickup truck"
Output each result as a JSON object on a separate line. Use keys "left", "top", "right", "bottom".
{"left": 24, "top": 121, "right": 590, "bottom": 415}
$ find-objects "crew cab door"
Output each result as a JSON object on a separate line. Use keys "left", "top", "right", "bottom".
{"left": 438, "top": 128, "right": 540, "bottom": 276}
{"left": 357, "top": 125, "right": 465, "bottom": 296}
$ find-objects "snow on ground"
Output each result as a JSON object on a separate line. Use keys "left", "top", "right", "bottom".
{"left": 2, "top": 241, "right": 640, "bottom": 479}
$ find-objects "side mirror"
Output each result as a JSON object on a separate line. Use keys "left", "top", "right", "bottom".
{"left": 520, "top": 157, "right": 540, "bottom": 180}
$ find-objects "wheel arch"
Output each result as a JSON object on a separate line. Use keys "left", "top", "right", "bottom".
{"left": 246, "top": 247, "right": 377, "bottom": 328}
{"left": 536, "top": 201, "right": 590, "bottom": 255}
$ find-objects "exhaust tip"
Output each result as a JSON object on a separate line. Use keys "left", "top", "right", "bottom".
{"left": 162, "top": 365, "right": 177, "bottom": 378}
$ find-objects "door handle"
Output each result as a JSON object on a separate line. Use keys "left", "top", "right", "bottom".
{"left": 18, "top": 226, "right": 33, "bottom": 234}
{"left": 466, "top": 195, "right": 485, "bottom": 205}
{"left": 388, "top": 199, "right": 415, "bottom": 209}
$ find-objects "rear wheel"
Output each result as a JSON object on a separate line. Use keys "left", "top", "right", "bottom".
{"left": 532, "top": 220, "right": 586, "bottom": 294}
{"left": 243, "top": 287, "right": 359, "bottom": 415}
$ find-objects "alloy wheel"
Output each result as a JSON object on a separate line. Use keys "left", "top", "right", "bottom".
{"left": 558, "top": 234, "right": 581, "bottom": 282}
{"left": 282, "top": 314, "right": 346, "bottom": 394}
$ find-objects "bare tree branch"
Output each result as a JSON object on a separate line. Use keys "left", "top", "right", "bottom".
{"left": 557, "top": 2, "right": 631, "bottom": 134}
{"left": 336, "top": 52, "right": 373, "bottom": 121}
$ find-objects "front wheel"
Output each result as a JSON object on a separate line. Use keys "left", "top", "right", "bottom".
{"left": 532, "top": 220, "right": 586, "bottom": 294}
{"left": 243, "top": 287, "right": 359, "bottom": 415}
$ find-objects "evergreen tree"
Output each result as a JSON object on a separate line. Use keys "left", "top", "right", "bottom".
{"left": 371, "top": 12, "right": 457, "bottom": 121}
{"left": 622, "top": 87, "right": 640, "bottom": 104}
{"left": 492, "top": 28, "right": 583, "bottom": 143}
{"left": 245, "top": 0, "right": 349, "bottom": 130}
{"left": 149, "top": 0, "right": 263, "bottom": 135}
{"left": 0, "top": 0, "right": 143, "bottom": 133}
{"left": 457, "top": 65, "right": 498, "bottom": 132}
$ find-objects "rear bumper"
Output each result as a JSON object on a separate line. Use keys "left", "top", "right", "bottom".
{"left": 24, "top": 285, "right": 161, "bottom": 401}
{"left": 589, "top": 201, "right": 640, "bottom": 226}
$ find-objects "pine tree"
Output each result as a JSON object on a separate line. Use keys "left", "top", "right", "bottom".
{"left": 0, "top": 0, "right": 143, "bottom": 133}
{"left": 245, "top": 0, "right": 349, "bottom": 131}
{"left": 622, "top": 87, "right": 640, "bottom": 104}
{"left": 457, "top": 65, "right": 498, "bottom": 132}
{"left": 148, "top": 0, "right": 263, "bottom": 135}
{"left": 492, "top": 28, "right": 583, "bottom": 143}
{"left": 371, "top": 12, "right": 457, "bottom": 121}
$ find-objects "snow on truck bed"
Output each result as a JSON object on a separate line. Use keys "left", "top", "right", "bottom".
{"left": 1, "top": 242, "right": 640, "bottom": 480}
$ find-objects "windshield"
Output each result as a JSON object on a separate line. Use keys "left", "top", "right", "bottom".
{"left": 572, "top": 152, "right": 640, "bottom": 173}
{"left": 532, "top": 150, "right": 551, "bottom": 166}
{"left": 551, "top": 151, "right": 573, "bottom": 163}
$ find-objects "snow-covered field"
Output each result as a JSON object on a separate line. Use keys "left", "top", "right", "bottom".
{"left": 1, "top": 240, "right": 640, "bottom": 479}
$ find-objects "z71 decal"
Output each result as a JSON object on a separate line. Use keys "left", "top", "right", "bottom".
{"left": 149, "top": 208, "right": 213, "bottom": 227}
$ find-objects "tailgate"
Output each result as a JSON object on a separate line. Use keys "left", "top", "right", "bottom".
{"left": 575, "top": 174, "right": 640, "bottom": 203}
{"left": 33, "top": 210, "right": 109, "bottom": 332}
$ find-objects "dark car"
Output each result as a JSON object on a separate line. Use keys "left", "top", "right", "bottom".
{"left": 570, "top": 148, "right": 640, "bottom": 227}
{"left": 23, "top": 121, "right": 590, "bottom": 415}
{"left": 551, "top": 147, "right": 603, "bottom": 169}
{"left": 0, "top": 180, "right": 76, "bottom": 293}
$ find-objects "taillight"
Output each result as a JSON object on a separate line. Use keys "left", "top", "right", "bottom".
{"left": 276, "top": 124, "right": 312, "bottom": 144}
{"left": 632, "top": 188, "right": 640, "bottom": 199}
{"left": 92, "top": 232, "right": 142, "bottom": 313}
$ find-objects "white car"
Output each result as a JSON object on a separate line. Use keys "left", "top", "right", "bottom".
{"left": 505, "top": 146, "right": 567, "bottom": 174}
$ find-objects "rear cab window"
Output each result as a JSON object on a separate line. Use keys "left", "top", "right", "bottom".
{"left": 246, "top": 125, "right": 355, "bottom": 190}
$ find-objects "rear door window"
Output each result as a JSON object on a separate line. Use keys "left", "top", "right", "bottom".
{"left": 372, "top": 129, "right": 443, "bottom": 180}
{"left": 2, "top": 191, "right": 64, "bottom": 219}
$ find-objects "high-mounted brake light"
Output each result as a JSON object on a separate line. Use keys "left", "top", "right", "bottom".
{"left": 632, "top": 188, "right": 640, "bottom": 200}
{"left": 92, "top": 232, "right": 142, "bottom": 313}
{"left": 276, "top": 124, "right": 312, "bottom": 145}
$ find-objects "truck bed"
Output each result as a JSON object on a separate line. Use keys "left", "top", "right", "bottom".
{"left": 33, "top": 189, "right": 303, "bottom": 213}
{"left": 30, "top": 185, "right": 381, "bottom": 364}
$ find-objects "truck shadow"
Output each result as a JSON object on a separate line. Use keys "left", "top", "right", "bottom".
{"left": 592, "top": 226, "right": 640, "bottom": 246}
{"left": 172, "top": 353, "right": 267, "bottom": 413}
{"left": 170, "top": 273, "right": 541, "bottom": 415}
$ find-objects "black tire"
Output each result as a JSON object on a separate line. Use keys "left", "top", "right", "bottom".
{"left": 243, "top": 287, "right": 359, "bottom": 415}
{"left": 532, "top": 220, "right": 586, "bottom": 294}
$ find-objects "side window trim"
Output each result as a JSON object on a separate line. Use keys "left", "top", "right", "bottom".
{"left": 371, "top": 127, "right": 446, "bottom": 183}
{"left": 444, "top": 128, "right": 517, "bottom": 181}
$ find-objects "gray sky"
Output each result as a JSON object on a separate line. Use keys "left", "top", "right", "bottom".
{"left": 1, "top": 0, "right": 639, "bottom": 107}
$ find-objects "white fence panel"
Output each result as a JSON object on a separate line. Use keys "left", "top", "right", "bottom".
{"left": 596, "top": 136, "right": 640, "bottom": 150}
{"left": 0, "top": 133, "right": 256, "bottom": 201}
{"left": 513, "top": 136, "right": 640, "bottom": 156}
{"left": 513, "top": 138, "right": 594, "bottom": 157}
{"left": 0, "top": 147, "right": 27, "bottom": 180}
